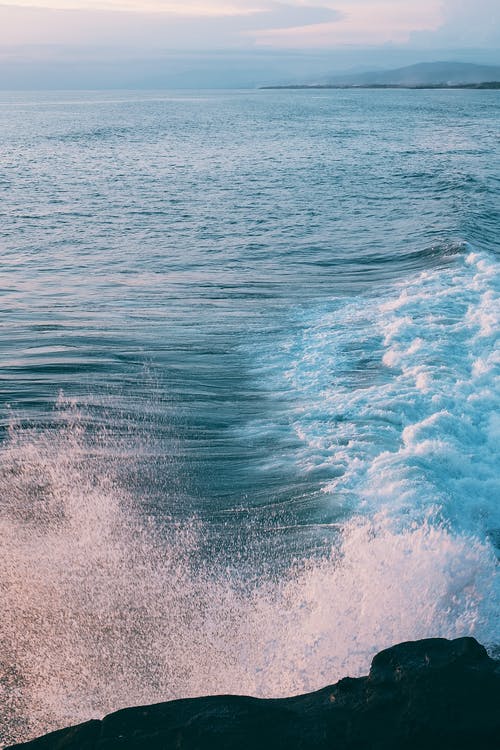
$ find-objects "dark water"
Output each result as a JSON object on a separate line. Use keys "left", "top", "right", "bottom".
{"left": 0, "top": 89, "right": 499, "bottom": 745}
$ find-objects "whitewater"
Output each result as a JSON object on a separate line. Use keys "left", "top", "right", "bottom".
{"left": 0, "top": 89, "right": 498, "bottom": 745}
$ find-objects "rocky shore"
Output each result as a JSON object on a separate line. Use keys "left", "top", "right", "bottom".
{"left": 8, "top": 637, "right": 500, "bottom": 750}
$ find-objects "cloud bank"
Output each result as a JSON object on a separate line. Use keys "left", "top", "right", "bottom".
{"left": 1, "top": 2, "right": 341, "bottom": 48}
{"left": 1, "top": 1, "right": 500, "bottom": 49}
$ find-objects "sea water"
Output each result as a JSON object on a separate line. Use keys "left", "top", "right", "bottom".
{"left": 0, "top": 89, "right": 498, "bottom": 745}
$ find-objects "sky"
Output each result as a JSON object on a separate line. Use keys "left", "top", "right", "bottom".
{"left": 0, "top": 0, "right": 499, "bottom": 87}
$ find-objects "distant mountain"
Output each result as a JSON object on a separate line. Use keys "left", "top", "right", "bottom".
{"left": 326, "top": 61, "right": 500, "bottom": 87}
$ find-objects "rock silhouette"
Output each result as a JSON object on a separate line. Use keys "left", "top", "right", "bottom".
{"left": 8, "top": 637, "right": 500, "bottom": 750}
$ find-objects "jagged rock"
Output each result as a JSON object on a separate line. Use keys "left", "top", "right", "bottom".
{"left": 8, "top": 637, "right": 500, "bottom": 750}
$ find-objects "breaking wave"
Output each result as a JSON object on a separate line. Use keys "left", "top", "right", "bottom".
{"left": 1, "top": 251, "right": 499, "bottom": 746}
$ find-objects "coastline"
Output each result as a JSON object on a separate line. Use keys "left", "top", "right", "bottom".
{"left": 260, "top": 82, "right": 500, "bottom": 90}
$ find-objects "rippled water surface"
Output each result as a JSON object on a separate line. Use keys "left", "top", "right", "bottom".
{"left": 1, "top": 89, "right": 499, "bottom": 745}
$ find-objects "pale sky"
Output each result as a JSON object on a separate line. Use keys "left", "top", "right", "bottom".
{"left": 0, "top": 0, "right": 499, "bottom": 48}
{"left": 0, "top": 0, "right": 499, "bottom": 88}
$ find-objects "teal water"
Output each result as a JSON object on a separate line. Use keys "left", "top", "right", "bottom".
{"left": 1, "top": 89, "right": 499, "bottom": 744}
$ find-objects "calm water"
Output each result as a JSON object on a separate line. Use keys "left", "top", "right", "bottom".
{"left": 1, "top": 89, "right": 499, "bottom": 744}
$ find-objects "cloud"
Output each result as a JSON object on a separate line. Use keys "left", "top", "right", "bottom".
{"left": 0, "top": 0, "right": 341, "bottom": 22}
{"left": 254, "top": 1, "right": 443, "bottom": 47}
{"left": 1, "top": 0, "right": 499, "bottom": 52}
{"left": 0, "top": 2, "right": 341, "bottom": 47}
{"left": 412, "top": 0, "right": 500, "bottom": 48}
{"left": 234, "top": 3, "right": 341, "bottom": 31}
{"left": 0, "top": 1, "right": 259, "bottom": 9}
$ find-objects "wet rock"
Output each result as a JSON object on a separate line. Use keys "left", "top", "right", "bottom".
{"left": 8, "top": 637, "right": 500, "bottom": 750}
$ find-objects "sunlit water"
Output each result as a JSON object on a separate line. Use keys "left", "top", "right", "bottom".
{"left": 0, "top": 89, "right": 499, "bottom": 745}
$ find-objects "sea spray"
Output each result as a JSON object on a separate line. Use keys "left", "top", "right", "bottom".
{"left": 1, "top": 409, "right": 497, "bottom": 745}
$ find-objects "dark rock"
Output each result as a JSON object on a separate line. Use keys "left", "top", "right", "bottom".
{"left": 8, "top": 637, "right": 500, "bottom": 750}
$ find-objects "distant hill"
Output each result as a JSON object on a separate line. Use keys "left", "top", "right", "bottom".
{"left": 326, "top": 61, "right": 500, "bottom": 87}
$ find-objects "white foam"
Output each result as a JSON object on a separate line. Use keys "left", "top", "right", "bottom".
{"left": 1, "top": 418, "right": 497, "bottom": 745}
{"left": 1, "top": 251, "right": 499, "bottom": 746}
{"left": 246, "top": 250, "right": 500, "bottom": 536}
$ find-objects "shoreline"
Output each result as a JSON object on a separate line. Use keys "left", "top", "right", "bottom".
{"left": 261, "top": 82, "right": 500, "bottom": 90}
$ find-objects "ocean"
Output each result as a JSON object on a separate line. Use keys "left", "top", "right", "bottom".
{"left": 0, "top": 88, "right": 499, "bottom": 745}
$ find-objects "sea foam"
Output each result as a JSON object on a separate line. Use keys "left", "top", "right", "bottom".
{"left": 244, "top": 250, "right": 499, "bottom": 535}
{"left": 1, "top": 250, "right": 499, "bottom": 746}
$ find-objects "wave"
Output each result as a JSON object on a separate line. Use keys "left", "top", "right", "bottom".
{"left": 1, "top": 250, "right": 498, "bottom": 746}
{"left": 243, "top": 249, "right": 500, "bottom": 536}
